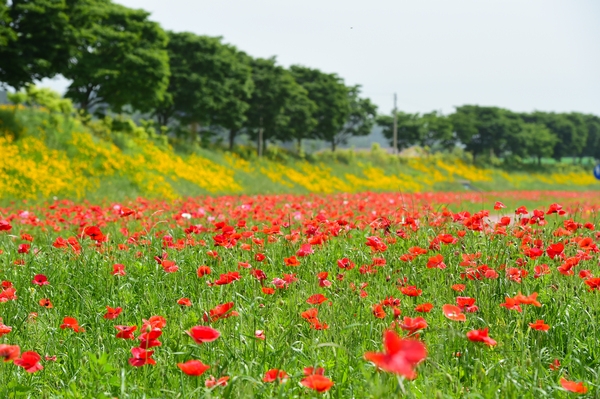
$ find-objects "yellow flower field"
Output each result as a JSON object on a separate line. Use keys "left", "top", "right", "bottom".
{"left": 0, "top": 112, "right": 598, "bottom": 200}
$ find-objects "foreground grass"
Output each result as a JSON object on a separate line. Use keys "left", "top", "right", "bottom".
{"left": 0, "top": 193, "right": 599, "bottom": 398}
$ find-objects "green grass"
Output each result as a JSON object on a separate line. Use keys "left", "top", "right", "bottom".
{"left": 0, "top": 193, "right": 599, "bottom": 398}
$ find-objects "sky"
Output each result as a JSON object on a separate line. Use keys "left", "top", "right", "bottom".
{"left": 41, "top": 0, "right": 600, "bottom": 116}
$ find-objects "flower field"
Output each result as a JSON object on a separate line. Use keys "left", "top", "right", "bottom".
{"left": 0, "top": 192, "right": 599, "bottom": 398}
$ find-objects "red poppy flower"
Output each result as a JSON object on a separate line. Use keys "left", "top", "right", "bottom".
{"left": 400, "top": 286, "right": 422, "bottom": 297}
{"left": 60, "top": 317, "right": 85, "bottom": 333}
{"left": 364, "top": 330, "right": 427, "bottom": 379}
{"left": 0, "top": 319, "right": 11, "bottom": 337}
{"left": 466, "top": 328, "right": 497, "bottom": 346}
{"left": 32, "top": 274, "right": 49, "bottom": 286}
{"left": 284, "top": 256, "right": 301, "bottom": 266}
{"left": 39, "top": 298, "right": 54, "bottom": 309}
{"left": 262, "top": 287, "right": 275, "bottom": 295}
{"left": 529, "top": 320, "right": 550, "bottom": 331}
{"left": 128, "top": 347, "right": 155, "bottom": 367}
{"left": 414, "top": 303, "right": 434, "bottom": 313}
{"left": 549, "top": 359, "right": 560, "bottom": 371}
{"left": 0, "top": 344, "right": 20, "bottom": 362}
{"left": 372, "top": 304, "right": 386, "bottom": 319}
{"left": 426, "top": 254, "right": 446, "bottom": 269}
{"left": 399, "top": 316, "right": 428, "bottom": 336}
{"left": 263, "top": 368, "right": 288, "bottom": 383}
{"left": 187, "top": 326, "right": 220, "bottom": 344}
{"left": 205, "top": 375, "right": 229, "bottom": 388}
{"left": 301, "top": 308, "right": 319, "bottom": 321}
{"left": 585, "top": 277, "right": 600, "bottom": 290}
{"left": 304, "top": 366, "right": 325, "bottom": 375}
{"left": 197, "top": 265, "right": 211, "bottom": 277}
{"left": 300, "top": 374, "right": 334, "bottom": 392}
{"left": 138, "top": 328, "right": 163, "bottom": 348}
{"left": 337, "top": 258, "right": 355, "bottom": 270}
{"left": 119, "top": 207, "right": 135, "bottom": 217}
{"left": 451, "top": 284, "right": 466, "bottom": 292}
{"left": 0, "top": 220, "right": 12, "bottom": 231}
{"left": 115, "top": 325, "right": 137, "bottom": 339}
{"left": 142, "top": 315, "right": 166, "bottom": 330}
{"left": 255, "top": 330, "right": 266, "bottom": 340}
{"left": 514, "top": 292, "right": 541, "bottom": 307}
{"left": 456, "top": 297, "right": 478, "bottom": 312}
{"left": 546, "top": 243, "right": 564, "bottom": 259}
{"left": 307, "top": 294, "right": 328, "bottom": 305}
{"left": 560, "top": 378, "right": 587, "bottom": 394}
{"left": 112, "top": 264, "right": 126, "bottom": 276}
{"left": 208, "top": 302, "right": 238, "bottom": 322}
{"left": 213, "top": 271, "right": 241, "bottom": 285}
{"left": 534, "top": 264, "right": 551, "bottom": 278}
{"left": 494, "top": 201, "right": 506, "bottom": 210}
{"left": 14, "top": 351, "right": 43, "bottom": 373}
{"left": 442, "top": 304, "right": 466, "bottom": 321}
{"left": 296, "top": 243, "right": 314, "bottom": 257}
{"left": 17, "top": 243, "right": 30, "bottom": 254}
{"left": 104, "top": 306, "right": 122, "bottom": 320}
{"left": 178, "top": 360, "right": 210, "bottom": 376}
{"left": 178, "top": 298, "right": 192, "bottom": 307}
{"left": 499, "top": 297, "right": 522, "bottom": 312}
{"left": 254, "top": 253, "right": 266, "bottom": 262}
{"left": 365, "top": 236, "right": 387, "bottom": 252}
{"left": 515, "top": 206, "right": 528, "bottom": 215}
{"left": 83, "top": 225, "right": 105, "bottom": 241}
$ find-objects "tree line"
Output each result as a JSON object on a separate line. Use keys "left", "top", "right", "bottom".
{"left": 1, "top": 0, "right": 599, "bottom": 162}
{"left": 378, "top": 107, "right": 600, "bottom": 164}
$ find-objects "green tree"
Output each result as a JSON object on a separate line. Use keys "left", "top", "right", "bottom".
{"left": 0, "top": 2, "right": 16, "bottom": 47}
{"left": 508, "top": 123, "right": 557, "bottom": 165}
{"left": 450, "top": 106, "right": 515, "bottom": 160}
{"left": 245, "top": 58, "right": 317, "bottom": 154}
{"left": 273, "top": 73, "right": 317, "bottom": 152}
{"left": 564, "top": 113, "right": 588, "bottom": 162}
{"left": 331, "top": 86, "right": 377, "bottom": 150}
{"left": 420, "top": 111, "right": 455, "bottom": 151}
{"left": 582, "top": 114, "right": 600, "bottom": 161}
{"left": 64, "top": 2, "right": 170, "bottom": 113}
{"left": 377, "top": 112, "right": 423, "bottom": 151}
{"left": 0, "top": 0, "right": 76, "bottom": 88}
{"left": 290, "top": 65, "right": 350, "bottom": 151}
{"left": 523, "top": 112, "right": 588, "bottom": 162}
{"left": 153, "top": 32, "right": 252, "bottom": 143}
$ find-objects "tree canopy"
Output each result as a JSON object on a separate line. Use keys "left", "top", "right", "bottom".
{"left": 63, "top": 2, "right": 170, "bottom": 113}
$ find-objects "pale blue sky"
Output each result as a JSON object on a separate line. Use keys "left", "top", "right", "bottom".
{"left": 41, "top": 0, "right": 600, "bottom": 116}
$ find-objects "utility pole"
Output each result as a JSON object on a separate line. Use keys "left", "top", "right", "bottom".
{"left": 257, "top": 116, "right": 264, "bottom": 157}
{"left": 393, "top": 93, "right": 398, "bottom": 155}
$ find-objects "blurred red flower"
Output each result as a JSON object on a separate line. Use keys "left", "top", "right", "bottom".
{"left": 178, "top": 360, "right": 210, "bottom": 376}
{"left": 300, "top": 374, "right": 334, "bottom": 392}
{"left": 14, "top": 351, "right": 43, "bottom": 373}
{"left": 466, "top": 328, "right": 497, "bottom": 346}
{"left": 187, "top": 326, "right": 220, "bottom": 344}
{"left": 364, "top": 330, "right": 427, "bottom": 379}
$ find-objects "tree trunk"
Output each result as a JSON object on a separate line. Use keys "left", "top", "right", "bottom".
{"left": 537, "top": 155, "right": 541, "bottom": 166}
{"left": 331, "top": 139, "right": 336, "bottom": 152}
{"left": 257, "top": 127, "right": 263, "bottom": 157}
{"left": 157, "top": 113, "right": 170, "bottom": 128}
{"left": 297, "top": 138, "right": 302, "bottom": 154}
{"left": 190, "top": 122, "right": 201, "bottom": 143}
{"left": 229, "top": 129, "right": 237, "bottom": 151}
